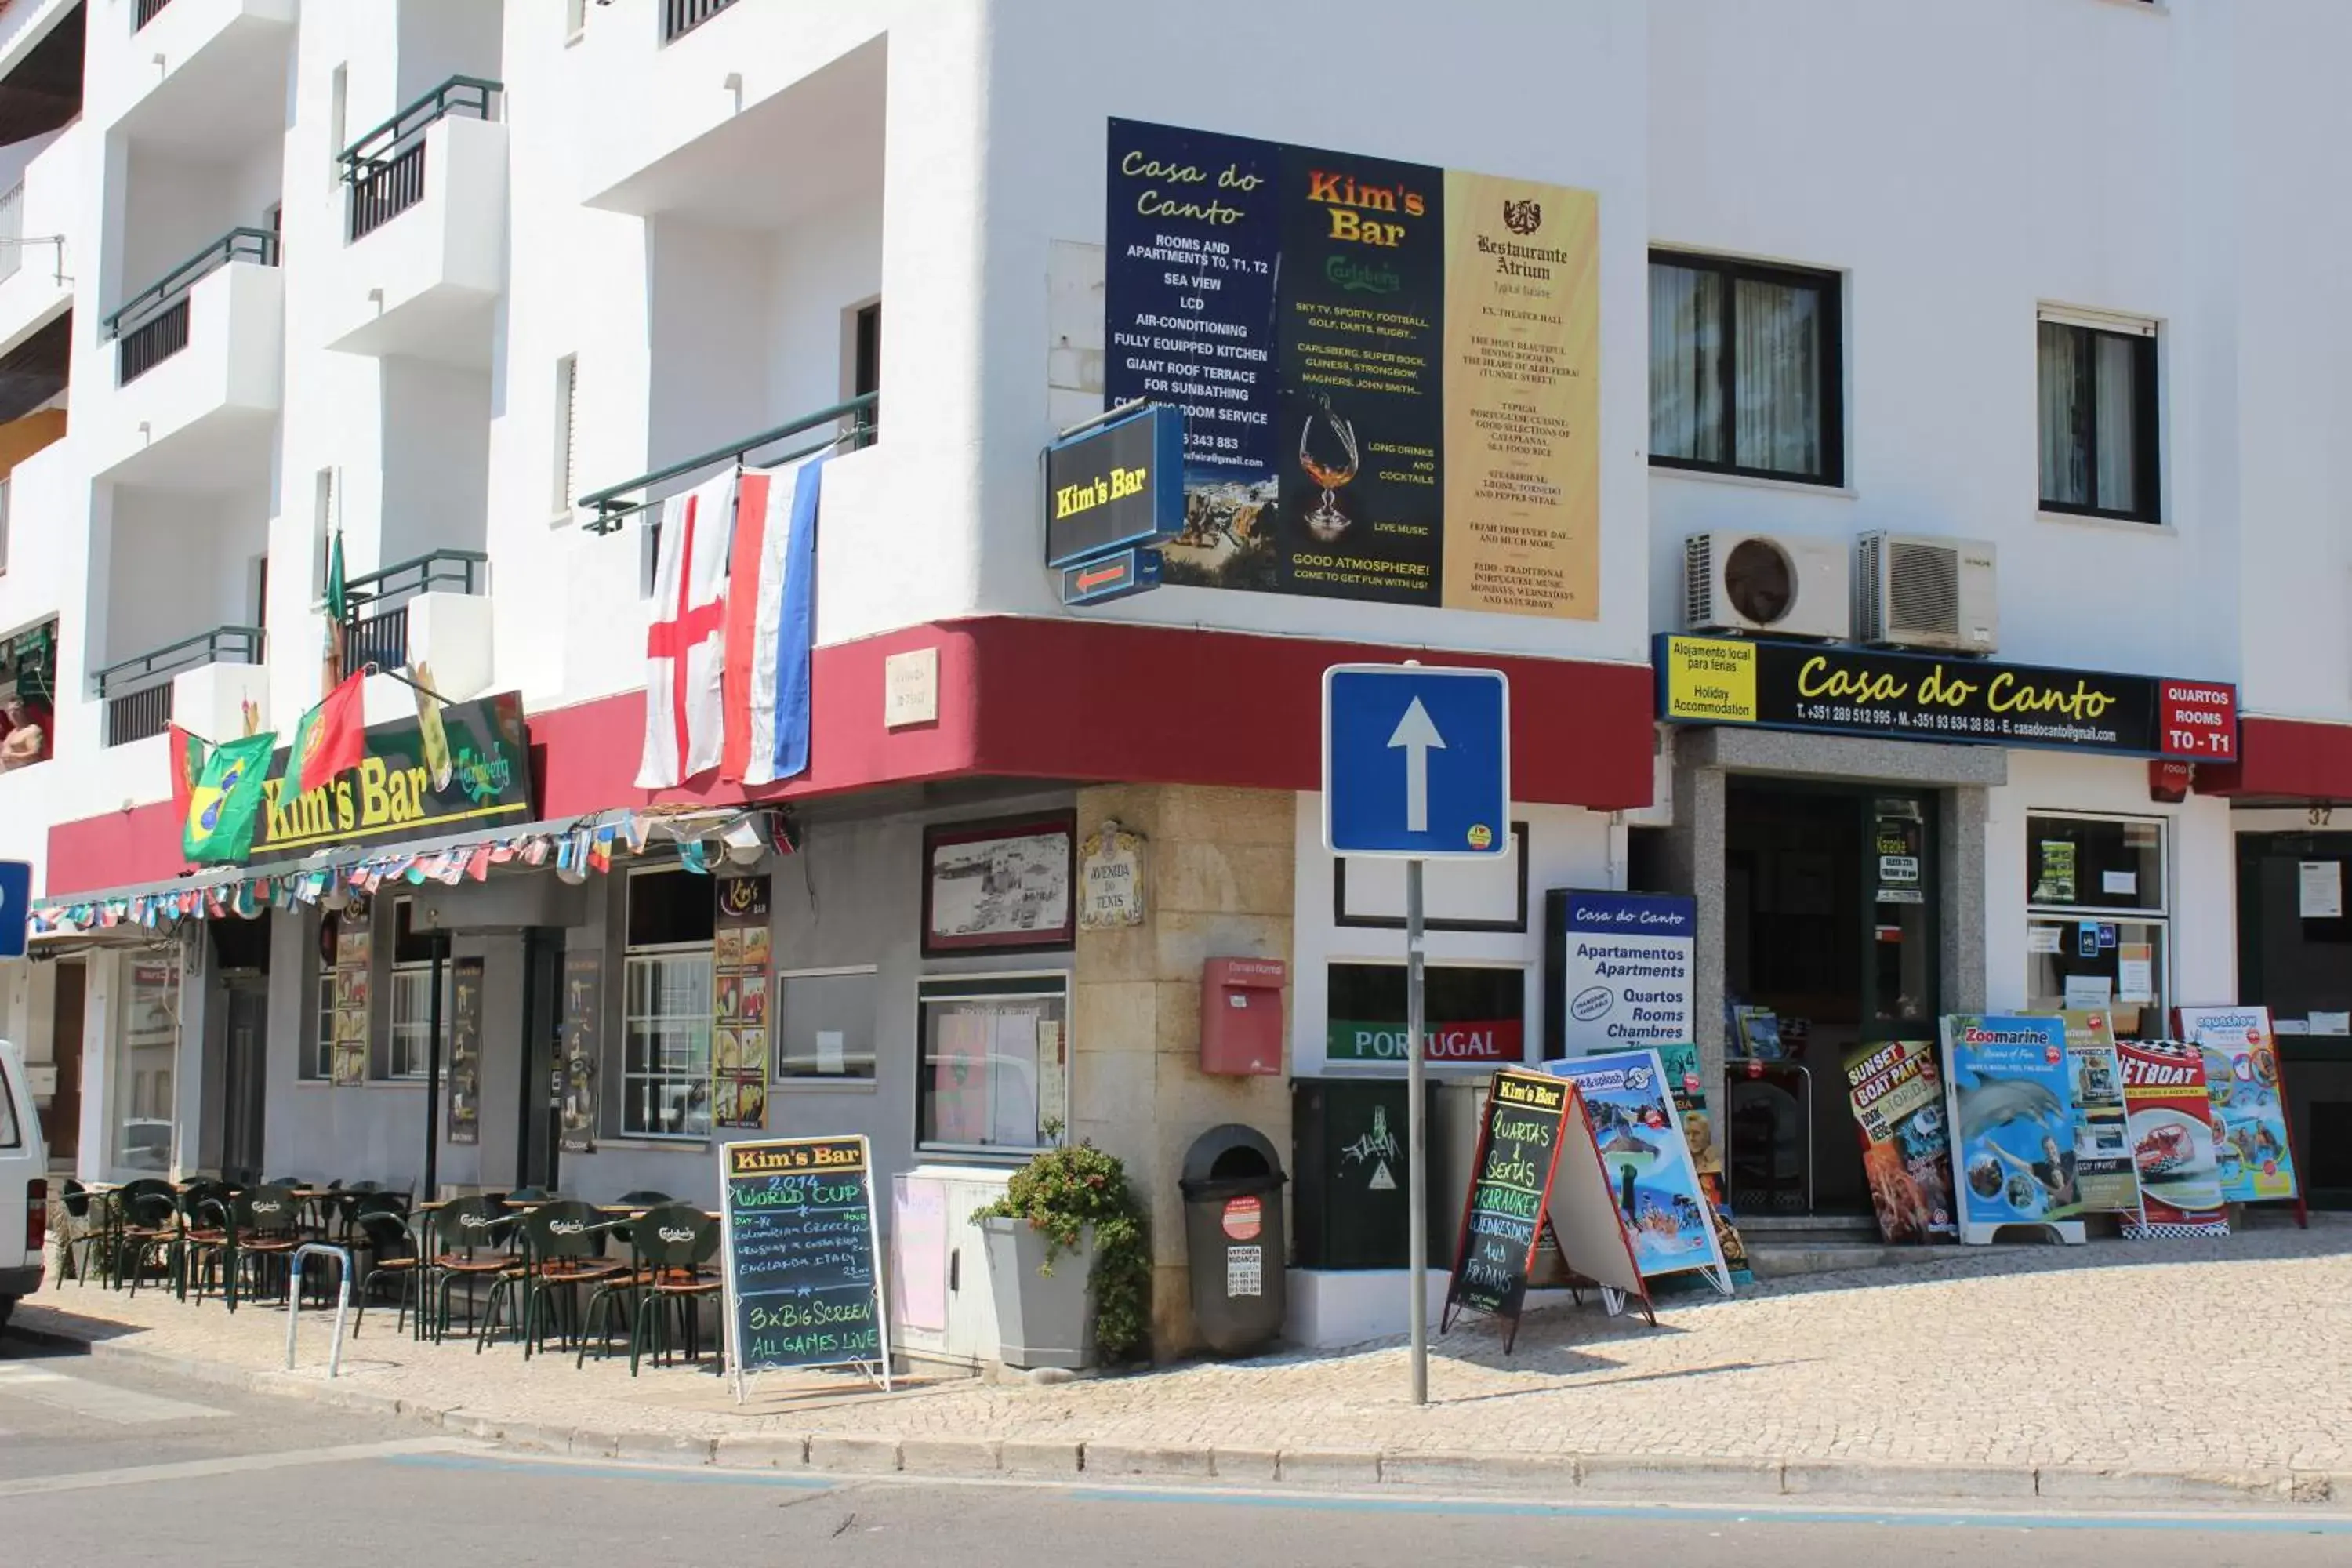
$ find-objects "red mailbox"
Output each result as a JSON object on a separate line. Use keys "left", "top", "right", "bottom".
{"left": 1200, "top": 957, "right": 1287, "bottom": 1075}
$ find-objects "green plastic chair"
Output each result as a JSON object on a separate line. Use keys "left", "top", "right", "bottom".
{"left": 579, "top": 1203, "right": 722, "bottom": 1375}
{"left": 478, "top": 1200, "right": 626, "bottom": 1359}
{"left": 423, "top": 1196, "right": 519, "bottom": 1342}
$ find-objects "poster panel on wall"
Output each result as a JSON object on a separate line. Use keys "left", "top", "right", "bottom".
{"left": 559, "top": 950, "right": 601, "bottom": 1155}
{"left": 1840, "top": 1039, "right": 1957, "bottom": 1244}
{"left": 2056, "top": 1011, "right": 2143, "bottom": 1218}
{"left": 447, "top": 956, "right": 484, "bottom": 1146}
{"left": 1546, "top": 891, "right": 1695, "bottom": 1056}
{"left": 2173, "top": 1004, "right": 2298, "bottom": 1204}
{"left": 1104, "top": 119, "right": 1600, "bottom": 619}
{"left": 1940, "top": 1015, "right": 2085, "bottom": 1245}
{"left": 1541, "top": 1048, "right": 1731, "bottom": 1292}
{"left": 2114, "top": 1036, "right": 2229, "bottom": 1238}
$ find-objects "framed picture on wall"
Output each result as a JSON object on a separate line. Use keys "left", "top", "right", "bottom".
{"left": 921, "top": 811, "right": 1078, "bottom": 956}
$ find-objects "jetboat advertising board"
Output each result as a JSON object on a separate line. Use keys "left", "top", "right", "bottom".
{"left": 2114, "top": 1037, "right": 2229, "bottom": 1239}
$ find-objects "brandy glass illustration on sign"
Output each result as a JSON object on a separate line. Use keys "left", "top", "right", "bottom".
{"left": 1298, "top": 397, "right": 1360, "bottom": 541}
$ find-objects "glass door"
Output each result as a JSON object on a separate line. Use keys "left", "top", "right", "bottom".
{"left": 1863, "top": 793, "right": 1939, "bottom": 1043}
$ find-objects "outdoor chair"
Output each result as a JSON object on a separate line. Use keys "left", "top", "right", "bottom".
{"left": 577, "top": 1203, "right": 723, "bottom": 1376}
{"left": 54, "top": 1181, "right": 110, "bottom": 1286}
{"left": 190, "top": 1186, "right": 303, "bottom": 1311}
{"left": 111, "top": 1180, "right": 179, "bottom": 1294}
{"left": 351, "top": 1199, "right": 420, "bottom": 1337}
{"left": 423, "top": 1196, "right": 520, "bottom": 1342}
{"left": 478, "top": 1200, "right": 628, "bottom": 1359}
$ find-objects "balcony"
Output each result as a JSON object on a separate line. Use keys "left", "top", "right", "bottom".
{"left": 91, "top": 228, "right": 282, "bottom": 485}
{"left": 95, "top": 624, "right": 263, "bottom": 747}
{"left": 324, "top": 78, "right": 506, "bottom": 365}
{"left": 579, "top": 393, "right": 877, "bottom": 535}
{"left": 664, "top": 0, "right": 741, "bottom": 44}
{"left": 340, "top": 549, "right": 492, "bottom": 696}
{"left": 102, "top": 0, "right": 295, "bottom": 151}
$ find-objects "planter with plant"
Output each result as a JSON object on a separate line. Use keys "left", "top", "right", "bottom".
{"left": 972, "top": 1127, "right": 1152, "bottom": 1369}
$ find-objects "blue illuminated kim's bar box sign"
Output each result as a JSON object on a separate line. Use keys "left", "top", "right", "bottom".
{"left": 1044, "top": 403, "right": 1185, "bottom": 572}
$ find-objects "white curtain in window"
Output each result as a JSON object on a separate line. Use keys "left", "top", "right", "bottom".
{"left": 2094, "top": 333, "right": 2139, "bottom": 513}
{"left": 2038, "top": 323, "right": 2089, "bottom": 506}
{"left": 1649, "top": 263, "right": 1722, "bottom": 462}
{"left": 1733, "top": 278, "right": 1820, "bottom": 476}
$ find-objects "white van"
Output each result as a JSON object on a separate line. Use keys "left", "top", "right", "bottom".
{"left": 0, "top": 1038, "right": 46, "bottom": 1330}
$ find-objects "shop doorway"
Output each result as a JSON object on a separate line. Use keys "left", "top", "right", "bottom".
{"left": 517, "top": 928, "right": 564, "bottom": 1194}
{"left": 220, "top": 978, "right": 269, "bottom": 1183}
{"left": 43, "top": 959, "right": 83, "bottom": 1164}
{"left": 1723, "top": 782, "right": 1939, "bottom": 1217}
{"left": 2235, "top": 830, "right": 2352, "bottom": 1210}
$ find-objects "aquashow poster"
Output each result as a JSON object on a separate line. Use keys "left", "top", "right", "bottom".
{"left": 2176, "top": 1004, "right": 2298, "bottom": 1204}
{"left": 2114, "top": 1036, "right": 2230, "bottom": 1238}
{"left": 1840, "top": 1039, "right": 1957, "bottom": 1243}
{"left": 1940, "top": 1014, "right": 2082, "bottom": 1242}
{"left": 1541, "top": 1047, "right": 1726, "bottom": 1286}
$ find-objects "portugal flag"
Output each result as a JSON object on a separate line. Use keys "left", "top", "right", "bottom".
{"left": 286, "top": 672, "right": 365, "bottom": 796}
{"left": 183, "top": 732, "right": 276, "bottom": 865}
{"left": 166, "top": 724, "right": 208, "bottom": 829}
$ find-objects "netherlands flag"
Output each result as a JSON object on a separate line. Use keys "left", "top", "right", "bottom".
{"left": 722, "top": 454, "right": 826, "bottom": 786}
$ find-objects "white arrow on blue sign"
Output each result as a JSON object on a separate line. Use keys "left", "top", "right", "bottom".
{"left": 1322, "top": 665, "right": 1509, "bottom": 859}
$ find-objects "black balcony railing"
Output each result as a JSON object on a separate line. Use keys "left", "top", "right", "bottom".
{"left": 578, "top": 393, "right": 877, "bottom": 535}
{"left": 105, "top": 227, "right": 280, "bottom": 386}
{"left": 341, "top": 76, "right": 503, "bottom": 242}
{"left": 95, "top": 626, "right": 266, "bottom": 748}
{"left": 663, "top": 0, "right": 739, "bottom": 44}
{"left": 339, "top": 548, "right": 488, "bottom": 672}
{"left": 134, "top": 0, "right": 173, "bottom": 31}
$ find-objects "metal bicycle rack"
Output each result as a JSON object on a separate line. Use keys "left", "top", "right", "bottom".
{"left": 284, "top": 1243, "right": 356, "bottom": 1379}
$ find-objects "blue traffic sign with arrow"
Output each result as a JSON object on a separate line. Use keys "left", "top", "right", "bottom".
{"left": 1322, "top": 665, "right": 1510, "bottom": 859}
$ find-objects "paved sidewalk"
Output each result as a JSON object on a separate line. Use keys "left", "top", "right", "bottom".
{"left": 18, "top": 1217, "right": 2352, "bottom": 1503}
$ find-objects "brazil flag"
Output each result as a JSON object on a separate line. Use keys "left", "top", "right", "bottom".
{"left": 183, "top": 731, "right": 277, "bottom": 865}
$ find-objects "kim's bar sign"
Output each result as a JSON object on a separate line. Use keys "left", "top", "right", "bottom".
{"left": 1657, "top": 635, "right": 2238, "bottom": 762}
{"left": 254, "top": 691, "right": 534, "bottom": 855}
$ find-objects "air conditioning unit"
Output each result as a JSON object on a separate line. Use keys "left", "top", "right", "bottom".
{"left": 1856, "top": 532, "right": 1999, "bottom": 655}
{"left": 1683, "top": 532, "right": 1849, "bottom": 641}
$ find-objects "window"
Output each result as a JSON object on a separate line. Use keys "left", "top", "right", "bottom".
{"left": 564, "top": 0, "right": 588, "bottom": 39}
{"left": 328, "top": 64, "right": 348, "bottom": 190}
{"left": 0, "top": 477, "right": 11, "bottom": 575}
{"left": 0, "top": 1051, "right": 18, "bottom": 1149}
{"left": 1324, "top": 962, "right": 1527, "bottom": 1069}
{"left": 312, "top": 467, "right": 337, "bottom": 600}
{"left": 1650, "top": 251, "right": 1842, "bottom": 485}
{"left": 776, "top": 967, "right": 877, "bottom": 1080}
{"left": 551, "top": 354, "right": 579, "bottom": 521}
{"left": 307, "top": 912, "right": 337, "bottom": 1080}
{"left": 917, "top": 976, "right": 1069, "bottom": 1152}
{"left": 622, "top": 868, "right": 714, "bottom": 1138}
{"left": 2025, "top": 814, "right": 2168, "bottom": 1037}
{"left": 112, "top": 957, "right": 178, "bottom": 1175}
{"left": 2038, "top": 311, "right": 2159, "bottom": 523}
{"left": 851, "top": 300, "right": 880, "bottom": 440}
{"left": 387, "top": 900, "right": 448, "bottom": 1079}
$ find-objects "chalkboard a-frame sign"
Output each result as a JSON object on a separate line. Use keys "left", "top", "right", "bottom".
{"left": 720, "top": 1134, "right": 893, "bottom": 1401}
{"left": 1443, "top": 1069, "right": 1655, "bottom": 1350}
{"left": 1443, "top": 1069, "right": 1573, "bottom": 1352}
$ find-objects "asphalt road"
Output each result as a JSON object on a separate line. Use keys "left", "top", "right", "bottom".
{"left": 4, "top": 1331, "right": 2348, "bottom": 1567}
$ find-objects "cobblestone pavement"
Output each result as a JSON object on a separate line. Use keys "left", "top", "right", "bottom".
{"left": 23, "top": 1218, "right": 2352, "bottom": 1475}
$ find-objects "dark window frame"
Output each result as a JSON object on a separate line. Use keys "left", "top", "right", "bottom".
{"left": 1649, "top": 249, "right": 1846, "bottom": 488}
{"left": 2037, "top": 318, "right": 2161, "bottom": 525}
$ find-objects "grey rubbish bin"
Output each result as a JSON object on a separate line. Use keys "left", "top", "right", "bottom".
{"left": 1178, "top": 1123, "right": 1287, "bottom": 1356}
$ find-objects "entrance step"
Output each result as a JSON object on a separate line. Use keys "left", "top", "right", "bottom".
{"left": 1733, "top": 1211, "right": 1877, "bottom": 1236}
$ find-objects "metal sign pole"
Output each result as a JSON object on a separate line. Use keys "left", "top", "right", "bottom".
{"left": 1406, "top": 857, "right": 1428, "bottom": 1406}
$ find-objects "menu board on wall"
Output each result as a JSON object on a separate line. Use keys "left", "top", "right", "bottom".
{"left": 558, "top": 950, "right": 601, "bottom": 1155}
{"left": 720, "top": 1134, "right": 890, "bottom": 1398}
{"left": 331, "top": 909, "right": 372, "bottom": 1087}
{"left": 712, "top": 875, "right": 772, "bottom": 1131}
{"left": 1105, "top": 118, "right": 1599, "bottom": 619}
{"left": 446, "top": 956, "right": 483, "bottom": 1145}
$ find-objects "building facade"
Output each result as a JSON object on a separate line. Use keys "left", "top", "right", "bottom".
{"left": 0, "top": 0, "right": 2346, "bottom": 1356}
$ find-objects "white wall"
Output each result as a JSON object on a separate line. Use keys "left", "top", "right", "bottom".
{"left": 1290, "top": 793, "right": 1617, "bottom": 1077}
{"left": 379, "top": 355, "right": 490, "bottom": 563}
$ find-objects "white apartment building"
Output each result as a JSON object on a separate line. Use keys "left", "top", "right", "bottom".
{"left": 0, "top": 0, "right": 2345, "bottom": 1356}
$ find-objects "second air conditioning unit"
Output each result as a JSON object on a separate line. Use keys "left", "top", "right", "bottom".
{"left": 1856, "top": 532, "right": 1999, "bottom": 655}
{"left": 1683, "top": 532, "right": 1849, "bottom": 641}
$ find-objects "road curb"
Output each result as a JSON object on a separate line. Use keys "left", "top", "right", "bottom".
{"left": 16, "top": 1316, "right": 2339, "bottom": 1508}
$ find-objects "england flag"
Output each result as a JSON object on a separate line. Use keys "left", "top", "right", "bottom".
{"left": 636, "top": 470, "right": 737, "bottom": 789}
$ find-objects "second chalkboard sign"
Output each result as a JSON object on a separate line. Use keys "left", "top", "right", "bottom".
{"left": 1444, "top": 1069, "right": 1571, "bottom": 1350}
{"left": 719, "top": 1134, "right": 892, "bottom": 1401}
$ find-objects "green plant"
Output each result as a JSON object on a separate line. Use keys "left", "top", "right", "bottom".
{"left": 973, "top": 1125, "right": 1152, "bottom": 1359}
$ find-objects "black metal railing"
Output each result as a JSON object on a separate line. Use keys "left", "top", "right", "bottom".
{"left": 663, "top": 0, "right": 740, "bottom": 44}
{"left": 135, "top": 0, "right": 173, "bottom": 31}
{"left": 96, "top": 626, "right": 265, "bottom": 748}
{"left": 578, "top": 392, "right": 877, "bottom": 535}
{"left": 339, "top": 548, "right": 488, "bottom": 672}
{"left": 105, "top": 227, "right": 281, "bottom": 386}
{"left": 341, "top": 76, "right": 503, "bottom": 243}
